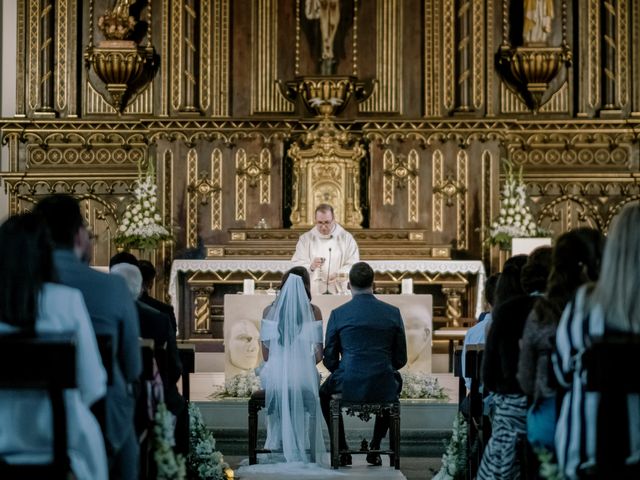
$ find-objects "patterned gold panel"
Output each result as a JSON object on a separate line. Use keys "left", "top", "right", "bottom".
{"left": 617, "top": 0, "right": 629, "bottom": 107}
{"left": 486, "top": 0, "right": 494, "bottom": 115}
{"left": 200, "top": 0, "right": 210, "bottom": 111}
{"left": 211, "top": 0, "right": 230, "bottom": 116}
{"left": 171, "top": 0, "right": 182, "bottom": 111}
{"left": 501, "top": 82, "right": 569, "bottom": 114}
{"left": 360, "top": 0, "right": 402, "bottom": 113}
{"left": 56, "top": 0, "right": 68, "bottom": 111}
{"left": 352, "top": 0, "right": 359, "bottom": 76}
{"left": 27, "top": 145, "right": 144, "bottom": 168}
{"left": 259, "top": 148, "right": 271, "bottom": 205}
{"left": 588, "top": 0, "right": 600, "bottom": 109}
{"left": 187, "top": 148, "right": 198, "bottom": 248}
{"left": 28, "top": 0, "right": 40, "bottom": 111}
{"left": 407, "top": 149, "right": 419, "bottom": 223}
{"left": 163, "top": 149, "right": 174, "bottom": 264}
{"left": 456, "top": 150, "right": 468, "bottom": 250}
{"left": 443, "top": 0, "right": 455, "bottom": 111}
{"left": 424, "top": 0, "right": 434, "bottom": 116}
{"left": 193, "top": 289, "right": 211, "bottom": 332}
{"left": 383, "top": 149, "right": 395, "bottom": 205}
{"left": 472, "top": 0, "right": 484, "bottom": 110}
{"left": 161, "top": 0, "right": 170, "bottom": 115}
{"left": 432, "top": 149, "right": 444, "bottom": 231}
{"left": 211, "top": 149, "right": 223, "bottom": 230}
{"left": 251, "top": 0, "right": 293, "bottom": 113}
{"left": 235, "top": 149, "right": 247, "bottom": 221}
{"left": 481, "top": 150, "right": 493, "bottom": 263}
{"left": 86, "top": 82, "right": 154, "bottom": 115}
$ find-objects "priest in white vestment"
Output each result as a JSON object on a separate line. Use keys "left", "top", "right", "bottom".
{"left": 291, "top": 204, "right": 359, "bottom": 295}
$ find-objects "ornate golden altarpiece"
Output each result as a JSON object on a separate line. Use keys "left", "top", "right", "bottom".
{"left": 2, "top": 0, "right": 640, "bottom": 342}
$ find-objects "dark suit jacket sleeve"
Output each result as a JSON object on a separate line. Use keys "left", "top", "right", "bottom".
{"left": 392, "top": 309, "right": 408, "bottom": 370}
{"left": 165, "top": 319, "right": 182, "bottom": 384}
{"left": 323, "top": 311, "right": 341, "bottom": 372}
{"left": 115, "top": 279, "right": 143, "bottom": 381}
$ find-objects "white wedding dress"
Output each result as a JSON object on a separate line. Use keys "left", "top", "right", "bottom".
{"left": 236, "top": 274, "right": 332, "bottom": 477}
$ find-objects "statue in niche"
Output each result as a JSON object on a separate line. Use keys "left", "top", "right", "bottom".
{"left": 523, "top": 0, "right": 554, "bottom": 44}
{"left": 305, "top": 0, "right": 341, "bottom": 74}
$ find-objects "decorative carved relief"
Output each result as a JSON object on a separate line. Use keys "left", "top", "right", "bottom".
{"left": 432, "top": 149, "right": 444, "bottom": 232}
{"left": 288, "top": 119, "right": 365, "bottom": 228}
{"left": 456, "top": 151, "right": 468, "bottom": 249}
{"left": 381, "top": 149, "right": 420, "bottom": 222}
{"left": 235, "top": 149, "right": 248, "bottom": 221}
{"left": 211, "top": 149, "right": 223, "bottom": 230}
{"left": 186, "top": 149, "right": 199, "bottom": 247}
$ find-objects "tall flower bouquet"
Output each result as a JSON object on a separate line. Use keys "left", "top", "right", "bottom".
{"left": 115, "top": 160, "right": 171, "bottom": 250}
{"left": 187, "top": 403, "right": 233, "bottom": 480}
{"left": 489, "top": 160, "right": 546, "bottom": 249}
{"left": 153, "top": 403, "right": 186, "bottom": 480}
{"left": 433, "top": 413, "right": 469, "bottom": 480}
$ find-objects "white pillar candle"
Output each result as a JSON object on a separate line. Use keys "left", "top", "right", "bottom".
{"left": 401, "top": 278, "right": 413, "bottom": 295}
{"left": 243, "top": 279, "right": 255, "bottom": 295}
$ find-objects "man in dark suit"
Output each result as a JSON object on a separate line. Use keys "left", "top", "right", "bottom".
{"left": 138, "top": 260, "right": 178, "bottom": 332}
{"left": 320, "top": 262, "right": 407, "bottom": 466}
{"left": 35, "top": 195, "right": 142, "bottom": 480}
{"left": 110, "top": 260, "right": 188, "bottom": 454}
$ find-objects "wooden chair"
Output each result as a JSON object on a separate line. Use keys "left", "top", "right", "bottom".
{"left": 0, "top": 333, "right": 76, "bottom": 480}
{"left": 248, "top": 389, "right": 318, "bottom": 465}
{"left": 580, "top": 334, "right": 640, "bottom": 478}
{"left": 453, "top": 346, "right": 466, "bottom": 411}
{"left": 329, "top": 394, "right": 401, "bottom": 469}
{"left": 465, "top": 344, "right": 485, "bottom": 478}
{"left": 177, "top": 343, "right": 196, "bottom": 402}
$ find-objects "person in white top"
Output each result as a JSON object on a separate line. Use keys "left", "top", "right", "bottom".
{"left": 291, "top": 204, "right": 359, "bottom": 295}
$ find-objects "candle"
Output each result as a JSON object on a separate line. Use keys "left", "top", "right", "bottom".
{"left": 243, "top": 279, "right": 255, "bottom": 295}
{"left": 401, "top": 278, "right": 413, "bottom": 295}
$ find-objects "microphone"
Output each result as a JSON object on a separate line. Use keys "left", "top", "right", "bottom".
{"left": 324, "top": 247, "right": 332, "bottom": 295}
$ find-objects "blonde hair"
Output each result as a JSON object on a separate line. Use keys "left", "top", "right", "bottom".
{"left": 590, "top": 203, "right": 640, "bottom": 333}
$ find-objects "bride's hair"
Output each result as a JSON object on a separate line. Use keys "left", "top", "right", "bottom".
{"left": 276, "top": 273, "right": 312, "bottom": 346}
{"left": 280, "top": 266, "right": 311, "bottom": 300}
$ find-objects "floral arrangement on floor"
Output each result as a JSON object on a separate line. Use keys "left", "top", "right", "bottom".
{"left": 188, "top": 403, "right": 233, "bottom": 480}
{"left": 154, "top": 403, "right": 186, "bottom": 480}
{"left": 218, "top": 371, "right": 262, "bottom": 398}
{"left": 115, "top": 160, "right": 172, "bottom": 250}
{"left": 488, "top": 160, "right": 547, "bottom": 249}
{"left": 433, "top": 413, "right": 469, "bottom": 480}
{"left": 536, "top": 447, "right": 563, "bottom": 480}
{"left": 400, "top": 372, "right": 449, "bottom": 401}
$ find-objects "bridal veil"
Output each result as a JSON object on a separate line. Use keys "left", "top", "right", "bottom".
{"left": 258, "top": 274, "right": 326, "bottom": 464}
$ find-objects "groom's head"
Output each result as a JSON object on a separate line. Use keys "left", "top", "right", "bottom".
{"left": 348, "top": 262, "right": 374, "bottom": 294}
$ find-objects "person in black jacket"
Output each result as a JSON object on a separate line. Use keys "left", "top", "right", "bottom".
{"left": 138, "top": 260, "right": 178, "bottom": 333}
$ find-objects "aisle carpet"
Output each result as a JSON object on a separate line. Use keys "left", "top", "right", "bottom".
{"left": 234, "top": 455, "right": 407, "bottom": 480}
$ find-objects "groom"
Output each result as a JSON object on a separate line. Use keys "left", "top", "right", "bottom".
{"left": 320, "top": 262, "right": 407, "bottom": 466}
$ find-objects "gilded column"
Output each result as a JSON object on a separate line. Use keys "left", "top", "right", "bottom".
{"left": 454, "top": 0, "right": 473, "bottom": 112}
{"left": 601, "top": 0, "right": 619, "bottom": 111}
{"left": 37, "top": 0, "right": 55, "bottom": 113}
{"left": 182, "top": 0, "right": 200, "bottom": 112}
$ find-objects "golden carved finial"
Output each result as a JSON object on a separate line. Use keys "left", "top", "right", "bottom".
{"left": 98, "top": 0, "right": 136, "bottom": 40}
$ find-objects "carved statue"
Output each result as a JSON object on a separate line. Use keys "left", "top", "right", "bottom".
{"left": 523, "top": 0, "right": 554, "bottom": 44}
{"left": 226, "top": 319, "right": 261, "bottom": 375}
{"left": 305, "top": 0, "right": 341, "bottom": 74}
{"left": 98, "top": 0, "right": 136, "bottom": 40}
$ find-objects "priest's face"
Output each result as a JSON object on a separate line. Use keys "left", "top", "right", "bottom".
{"left": 315, "top": 210, "right": 335, "bottom": 236}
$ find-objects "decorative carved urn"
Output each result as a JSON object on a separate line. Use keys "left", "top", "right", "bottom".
{"left": 498, "top": 45, "right": 571, "bottom": 111}
{"left": 279, "top": 76, "right": 373, "bottom": 117}
{"left": 85, "top": 1, "right": 157, "bottom": 112}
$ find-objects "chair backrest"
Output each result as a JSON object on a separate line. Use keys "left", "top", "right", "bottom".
{"left": 177, "top": 343, "right": 196, "bottom": 402}
{"left": 582, "top": 334, "right": 640, "bottom": 474}
{"left": 0, "top": 333, "right": 77, "bottom": 479}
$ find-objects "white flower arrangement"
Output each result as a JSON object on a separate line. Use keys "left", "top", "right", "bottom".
{"left": 115, "top": 160, "right": 171, "bottom": 250}
{"left": 433, "top": 413, "right": 469, "bottom": 480}
{"left": 220, "top": 371, "right": 262, "bottom": 398}
{"left": 489, "top": 160, "right": 547, "bottom": 249}
{"left": 153, "top": 403, "right": 186, "bottom": 480}
{"left": 188, "top": 403, "right": 233, "bottom": 480}
{"left": 400, "top": 373, "right": 449, "bottom": 400}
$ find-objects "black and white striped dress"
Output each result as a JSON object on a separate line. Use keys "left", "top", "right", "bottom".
{"left": 555, "top": 285, "right": 640, "bottom": 479}
{"left": 477, "top": 393, "right": 528, "bottom": 479}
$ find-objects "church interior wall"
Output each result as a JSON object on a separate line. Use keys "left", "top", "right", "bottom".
{"left": 0, "top": 0, "right": 638, "bottom": 299}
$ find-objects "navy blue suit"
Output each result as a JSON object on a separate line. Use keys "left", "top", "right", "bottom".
{"left": 321, "top": 293, "right": 407, "bottom": 450}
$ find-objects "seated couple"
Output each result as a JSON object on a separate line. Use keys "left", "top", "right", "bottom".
{"left": 238, "top": 262, "right": 407, "bottom": 475}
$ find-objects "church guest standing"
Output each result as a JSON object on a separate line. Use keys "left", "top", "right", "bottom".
{"left": 34, "top": 195, "right": 142, "bottom": 480}
{"left": 291, "top": 204, "right": 359, "bottom": 295}
{"left": 555, "top": 204, "right": 640, "bottom": 479}
{"left": 320, "top": 262, "right": 407, "bottom": 466}
{"left": 138, "top": 260, "right": 178, "bottom": 333}
{"left": 0, "top": 214, "right": 108, "bottom": 480}
{"left": 517, "top": 228, "right": 603, "bottom": 450}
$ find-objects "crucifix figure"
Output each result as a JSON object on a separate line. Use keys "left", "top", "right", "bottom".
{"left": 305, "top": 0, "right": 341, "bottom": 74}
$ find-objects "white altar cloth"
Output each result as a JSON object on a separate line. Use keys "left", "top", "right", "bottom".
{"left": 168, "top": 259, "right": 486, "bottom": 319}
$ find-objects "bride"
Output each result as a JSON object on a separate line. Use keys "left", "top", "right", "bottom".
{"left": 238, "top": 267, "right": 329, "bottom": 475}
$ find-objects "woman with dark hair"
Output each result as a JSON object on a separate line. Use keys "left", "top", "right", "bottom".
{"left": 0, "top": 214, "right": 108, "bottom": 480}
{"left": 555, "top": 205, "right": 640, "bottom": 478}
{"left": 479, "top": 249, "right": 552, "bottom": 480}
{"left": 517, "top": 228, "right": 604, "bottom": 450}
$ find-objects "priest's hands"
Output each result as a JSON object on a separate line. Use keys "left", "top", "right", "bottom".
{"left": 310, "top": 257, "right": 325, "bottom": 271}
